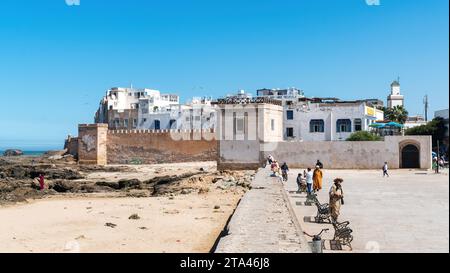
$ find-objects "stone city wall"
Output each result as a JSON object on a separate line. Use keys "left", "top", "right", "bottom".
{"left": 77, "top": 124, "right": 217, "bottom": 165}
{"left": 217, "top": 136, "right": 432, "bottom": 170}
{"left": 263, "top": 136, "right": 432, "bottom": 169}
{"left": 107, "top": 129, "right": 217, "bottom": 164}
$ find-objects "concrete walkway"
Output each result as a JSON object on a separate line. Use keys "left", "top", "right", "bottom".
{"left": 215, "top": 167, "right": 310, "bottom": 253}
{"left": 284, "top": 169, "right": 449, "bottom": 253}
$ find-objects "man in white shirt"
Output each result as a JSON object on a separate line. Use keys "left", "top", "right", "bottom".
{"left": 305, "top": 168, "right": 314, "bottom": 194}
{"left": 382, "top": 162, "right": 389, "bottom": 178}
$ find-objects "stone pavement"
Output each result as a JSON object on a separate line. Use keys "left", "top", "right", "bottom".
{"left": 284, "top": 169, "right": 449, "bottom": 253}
{"left": 215, "top": 167, "right": 310, "bottom": 253}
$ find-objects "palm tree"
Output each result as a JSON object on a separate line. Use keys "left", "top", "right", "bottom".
{"left": 385, "top": 105, "right": 409, "bottom": 124}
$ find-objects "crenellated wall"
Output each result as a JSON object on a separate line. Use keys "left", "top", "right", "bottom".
{"left": 77, "top": 124, "right": 217, "bottom": 165}
{"left": 107, "top": 129, "right": 217, "bottom": 164}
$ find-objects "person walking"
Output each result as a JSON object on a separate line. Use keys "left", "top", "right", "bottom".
{"left": 382, "top": 162, "right": 389, "bottom": 177}
{"left": 313, "top": 165, "right": 323, "bottom": 192}
{"left": 281, "top": 162, "right": 289, "bottom": 182}
{"left": 305, "top": 168, "right": 314, "bottom": 195}
{"left": 316, "top": 160, "right": 324, "bottom": 169}
{"left": 329, "top": 178, "right": 344, "bottom": 222}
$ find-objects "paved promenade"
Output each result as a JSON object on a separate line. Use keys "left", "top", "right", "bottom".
{"left": 284, "top": 169, "right": 449, "bottom": 253}
{"left": 215, "top": 167, "right": 310, "bottom": 253}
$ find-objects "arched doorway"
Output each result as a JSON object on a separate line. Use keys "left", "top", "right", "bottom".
{"left": 401, "top": 144, "right": 420, "bottom": 168}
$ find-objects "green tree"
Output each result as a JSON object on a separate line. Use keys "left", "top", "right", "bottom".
{"left": 384, "top": 105, "right": 409, "bottom": 124}
{"left": 405, "top": 117, "right": 446, "bottom": 147}
{"left": 346, "top": 131, "right": 382, "bottom": 141}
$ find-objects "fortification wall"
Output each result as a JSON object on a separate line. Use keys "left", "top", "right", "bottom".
{"left": 106, "top": 129, "right": 217, "bottom": 164}
{"left": 218, "top": 136, "right": 432, "bottom": 170}
{"left": 64, "top": 136, "right": 79, "bottom": 159}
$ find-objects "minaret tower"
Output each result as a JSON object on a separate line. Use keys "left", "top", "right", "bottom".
{"left": 387, "top": 79, "right": 404, "bottom": 108}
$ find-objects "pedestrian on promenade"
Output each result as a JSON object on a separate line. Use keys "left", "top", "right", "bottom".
{"left": 316, "top": 160, "right": 324, "bottom": 169}
{"left": 305, "top": 168, "right": 314, "bottom": 195}
{"left": 313, "top": 165, "right": 323, "bottom": 192}
{"left": 267, "top": 155, "right": 274, "bottom": 165}
{"left": 281, "top": 162, "right": 289, "bottom": 182}
{"left": 38, "top": 173, "right": 45, "bottom": 191}
{"left": 329, "top": 178, "right": 344, "bottom": 222}
{"left": 382, "top": 162, "right": 389, "bottom": 177}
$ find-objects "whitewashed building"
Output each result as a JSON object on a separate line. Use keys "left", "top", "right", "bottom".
{"left": 95, "top": 87, "right": 180, "bottom": 130}
{"left": 137, "top": 97, "right": 217, "bottom": 130}
{"left": 281, "top": 98, "right": 384, "bottom": 141}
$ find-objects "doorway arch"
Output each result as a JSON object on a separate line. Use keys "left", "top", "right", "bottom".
{"left": 400, "top": 144, "right": 420, "bottom": 169}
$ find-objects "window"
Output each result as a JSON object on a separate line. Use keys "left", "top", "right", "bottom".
{"left": 114, "top": 119, "right": 120, "bottom": 128}
{"left": 354, "top": 119, "right": 362, "bottom": 131}
{"left": 286, "top": 128, "right": 294, "bottom": 138}
{"left": 310, "top": 119, "right": 325, "bottom": 133}
{"left": 154, "top": 120, "right": 161, "bottom": 130}
{"left": 286, "top": 110, "right": 294, "bottom": 120}
{"left": 169, "top": 119, "right": 176, "bottom": 129}
{"left": 236, "top": 118, "right": 244, "bottom": 133}
{"left": 336, "top": 119, "right": 352, "bottom": 133}
{"left": 124, "top": 119, "right": 129, "bottom": 128}
{"left": 133, "top": 119, "right": 137, "bottom": 128}
{"left": 195, "top": 116, "right": 201, "bottom": 121}
{"left": 271, "top": 119, "right": 275, "bottom": 131}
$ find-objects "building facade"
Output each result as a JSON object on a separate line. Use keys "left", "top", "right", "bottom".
{"left": 94, "top": 87, "right": 180, "bottom": 130}
{"left": 281, "top": 98, "right": 384, "bottom": 141}
{"left": 137, "top": 97, "right": 217, "bottom": 130}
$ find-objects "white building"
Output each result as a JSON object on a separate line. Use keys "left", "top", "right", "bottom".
{"left": 404, "top": 115, "right": 427, "bottom": 129}
{"left": 94, "top": 87, "right": 180, "bottom": 130}
{"left": 387, "top": 80, "right": 404, "bottom": 108}
{"left": 282, "top": 98, "right": 384, "bottom": 141}
{"left": 256, "top": 88, "right": 304, "bottom": 104}
{"left": 138, "top": 97, "right": 217, "bottom": 130}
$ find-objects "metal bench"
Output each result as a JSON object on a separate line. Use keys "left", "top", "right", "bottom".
{"left": 332, "top": 220, "right": 354, "bottom": 250}
{"left": 313, "top": 195, "right": 332, "bottom": 223}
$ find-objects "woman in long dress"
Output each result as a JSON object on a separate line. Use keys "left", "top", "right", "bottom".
{"left": 313, "top": 166, "right": 323, "bottom": 192}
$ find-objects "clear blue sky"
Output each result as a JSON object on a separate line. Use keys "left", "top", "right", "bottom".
{"left": 0, "top": 0, "right": 448, "bottom": 150}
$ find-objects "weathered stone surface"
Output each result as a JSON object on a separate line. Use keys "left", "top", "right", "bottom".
{"left": 95, "top": 181, "right": 120, "bottom": 190}
{"left": 118, "top": 179, "right": 142, "bottom": 189}
{"left": 3, "top": 150, "right": 23, "bottom": 157}
{"left": 215, "top": 168, "right": 310, "bottom": 253}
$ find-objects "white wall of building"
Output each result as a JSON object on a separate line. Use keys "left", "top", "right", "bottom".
{"left": 283, "top": 102, "right": 382, "bottom": 141}
{"left": 138, "top": 101, "right": 217, "bottom": 130}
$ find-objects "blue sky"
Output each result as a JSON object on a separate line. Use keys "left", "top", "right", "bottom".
{"left": 0, "top": 0, "right": 448, "bottom": 150}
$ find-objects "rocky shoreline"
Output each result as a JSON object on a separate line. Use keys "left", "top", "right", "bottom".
{"left": 0, "top": 156, "right": 255, "bottom": 205}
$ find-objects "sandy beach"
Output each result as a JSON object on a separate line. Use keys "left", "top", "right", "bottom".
{"left": 0, "top": 159, "right": 252, "bottom": 253}
{"left": 0, "top": 193, "right": 240, "bottom": 253}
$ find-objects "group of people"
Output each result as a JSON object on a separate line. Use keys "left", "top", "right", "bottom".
{"left": 433, "top": 155, "right": 448, "bottom": 172}
{"left": 267, "top": 155, "right": 289, "bottom": 182}
{"left": 267, "top": 157, "right": 345, "bottom": 222}
{"left": 296, "top": 160, "right": 324, "bottom": 195}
